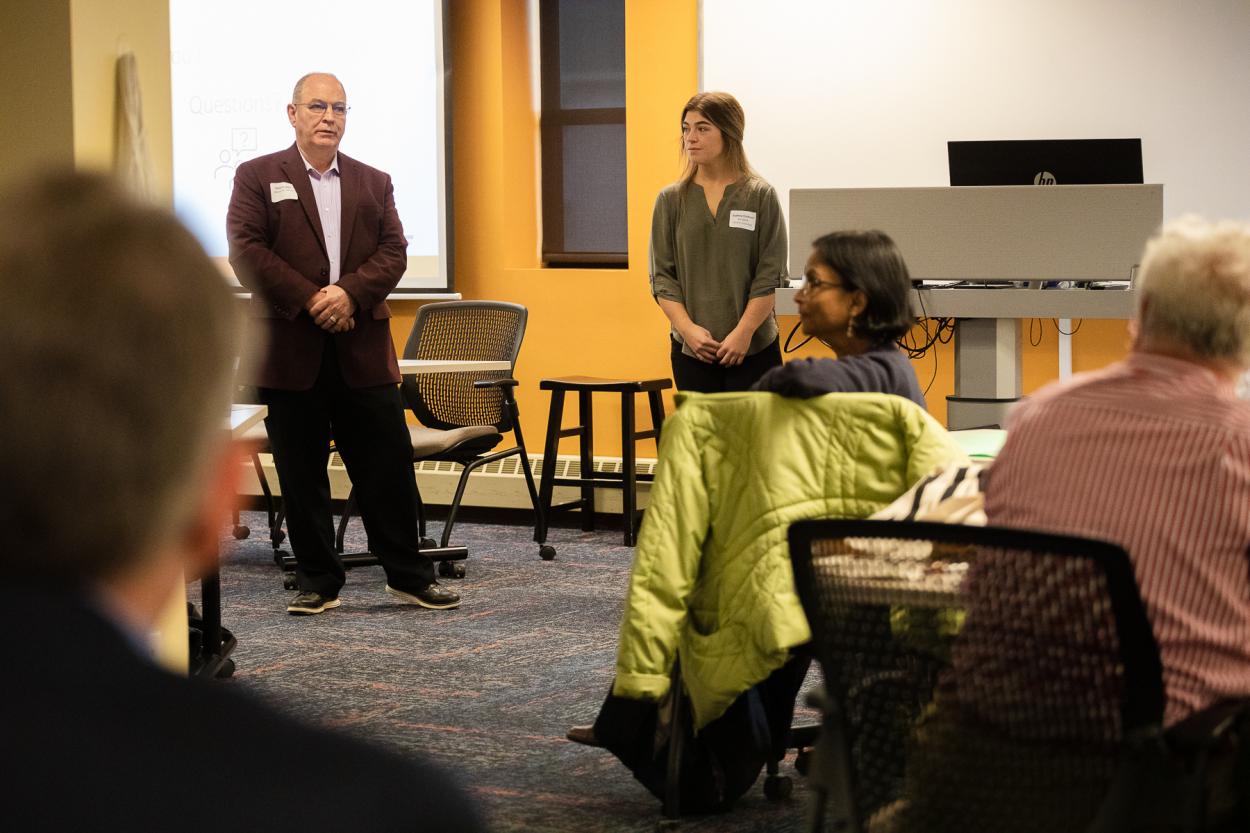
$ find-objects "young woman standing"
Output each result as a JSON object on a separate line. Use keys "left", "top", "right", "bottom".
{"left": 649, "top": 92, "right": 788, "bottom": 392}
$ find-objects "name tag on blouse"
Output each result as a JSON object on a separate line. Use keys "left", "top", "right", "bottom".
{"left": 728, "top": 210, "right": 756, "bottom": 231}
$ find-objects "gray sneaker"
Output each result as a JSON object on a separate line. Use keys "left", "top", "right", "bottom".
{"left": 286, "top": 591, "right": 341, "bottom": 615}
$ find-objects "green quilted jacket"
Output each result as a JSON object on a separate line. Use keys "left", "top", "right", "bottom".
{"left": 612, "top": 391, "right": 966, "bottom": 729}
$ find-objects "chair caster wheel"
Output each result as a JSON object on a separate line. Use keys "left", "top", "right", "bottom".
{"left": 282, "top": 574, "right": 298, "bottom": 591}
{"left": 216, "top": 658, "right": 236, "bottom": 679}
{"left": 539, "top": 545, "right": 557, "bottom": 561}
{"left": 438, "top": 560, "right": 466, "bottom": 579}
{"left": 420, "top": 537, "right": 438, "bottom": 550}
{"left": 272, "top": 529, "right": 286, "bottom": 546}
{"left": 233, "top": 525, "right": 250, "bottom": 540}
{"left": 764, "top": 774, "right": 792, "bottom": 801}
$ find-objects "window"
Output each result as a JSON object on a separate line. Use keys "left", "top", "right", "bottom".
{"left": 539, "top": 0, "right": 627, "bottom": 267}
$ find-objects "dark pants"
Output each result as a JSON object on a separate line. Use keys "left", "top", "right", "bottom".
{"left": 259, "top": 341, "right": 435, "bottom": 597}
{"left": 670, "top": 337, "right": 782, "bottom": 393}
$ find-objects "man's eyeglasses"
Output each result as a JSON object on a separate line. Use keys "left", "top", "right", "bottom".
{"left": 296, "top": 101, "right": 350, "bottom": 116}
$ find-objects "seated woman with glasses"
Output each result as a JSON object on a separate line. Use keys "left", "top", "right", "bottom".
{"left": 752, "top": 229, "right": 925, "bottom": 408}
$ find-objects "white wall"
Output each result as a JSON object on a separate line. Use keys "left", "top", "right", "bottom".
{"left": 701, "top": 0, "right": 1250, "bottom": 226}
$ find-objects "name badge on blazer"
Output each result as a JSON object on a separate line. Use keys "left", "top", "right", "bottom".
{"left": 729, "top": 210, "right": 756, "bottom": 231}
{"left": 270, "top": 182, "right": 299, "bottom": 202}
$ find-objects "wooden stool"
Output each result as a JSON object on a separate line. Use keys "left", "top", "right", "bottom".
{"left": 537, "top": 376, "right": 672, "bottom": 546}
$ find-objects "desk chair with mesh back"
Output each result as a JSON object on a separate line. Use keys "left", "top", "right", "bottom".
{"left": 336, "top": 301, "right": 551, "bottom": 577}
{"left": 788, "top": 519, "right": 1250, "bottom": 833}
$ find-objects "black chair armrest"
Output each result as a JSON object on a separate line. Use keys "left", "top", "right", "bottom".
{"left": 474, "top": 378, "right": 519, "bottom": 389}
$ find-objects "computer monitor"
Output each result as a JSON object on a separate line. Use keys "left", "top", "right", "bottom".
{"left": 948, "top": 138, "right": 1143, "bottom": 186}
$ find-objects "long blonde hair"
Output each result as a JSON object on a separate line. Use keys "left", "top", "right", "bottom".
{"left": 678, "top": 91, "right": 754, "bottom": 191}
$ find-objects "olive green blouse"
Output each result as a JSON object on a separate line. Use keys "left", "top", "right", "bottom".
{"left": 649, "top": 176, "right": 788, "bottom": 358}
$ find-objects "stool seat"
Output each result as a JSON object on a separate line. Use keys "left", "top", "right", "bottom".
{"left": 540, "top": 376, "right": 672, "bottom": 393}
{"left": 537, "top": 375, "right": 670, "bottom": 546}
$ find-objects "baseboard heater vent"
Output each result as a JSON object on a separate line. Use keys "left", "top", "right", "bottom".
{"left": 239, "top": 453, "right": 657, "bottom": 513}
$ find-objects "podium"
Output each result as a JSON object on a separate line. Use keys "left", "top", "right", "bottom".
{"left": 785, "top": 185, "right": 1162, "bottom": 428}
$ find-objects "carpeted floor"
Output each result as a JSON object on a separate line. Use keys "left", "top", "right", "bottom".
{"left": 212, "top": 511, "right": 818, "bottom": 832}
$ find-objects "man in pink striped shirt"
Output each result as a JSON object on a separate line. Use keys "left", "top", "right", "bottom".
{"left": 985, "top": 216, "right": 1250, "bottom": 727}
{"left": 897, "top": 218, "right": 1250, "bottom": 833}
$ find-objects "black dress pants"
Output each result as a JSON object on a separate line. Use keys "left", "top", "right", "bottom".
{"left": 259, "top": 341, "right": 435, "bottom": 597}
{"left": 670, "top": 337, "right": 782, "bottom": 393}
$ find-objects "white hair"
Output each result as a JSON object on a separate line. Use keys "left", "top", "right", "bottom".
{"left": 1136, "top": 215, "right": 1250, "bottom": 366}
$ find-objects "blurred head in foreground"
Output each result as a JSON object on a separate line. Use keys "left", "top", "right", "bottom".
{"left": 0, "top": 171, "right": 245, "bottom": 627}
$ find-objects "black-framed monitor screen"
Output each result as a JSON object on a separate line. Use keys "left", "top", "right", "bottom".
{"left": 948, "top": 139, "right": 1144, "bottom": 186}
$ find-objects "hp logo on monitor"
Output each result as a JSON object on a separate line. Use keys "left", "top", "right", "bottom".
{"left": 1033, "top": 171, "right": 1057, "bottom": 185}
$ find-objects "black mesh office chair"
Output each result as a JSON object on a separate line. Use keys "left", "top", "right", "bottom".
{"left": 336, "top": 301, "right": 551, "bottom": 576}
{"left": 787, "top": 519, "right": 1250, "bottom": 833}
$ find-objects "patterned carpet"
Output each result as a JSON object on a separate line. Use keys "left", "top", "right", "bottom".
{"left": 212, "top": 511, "right": 818, "bottom": 832}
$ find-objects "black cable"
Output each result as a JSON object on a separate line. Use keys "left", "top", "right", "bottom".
{"left": 923, "top": 337, "right": 939, "bottom": 395}
{"left": 898, "top": 317, "right": 954, "bottom": 359}
{"left": 1029, "top": 317, "right": 1043, "bottom": 347}
{"left": 783, "top": 319, "right": 812, "bottom": 353}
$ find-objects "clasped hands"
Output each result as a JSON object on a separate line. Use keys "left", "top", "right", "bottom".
{"left": 682, "top": 324, "right": 752, "bottom": 366}
{"left": 306, "top": 285, "right": 356, "bottom": 334}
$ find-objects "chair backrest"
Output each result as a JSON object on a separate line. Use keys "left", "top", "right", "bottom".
{"left": 401, "top": 301, "right": 527, "bottom": 431}
{"left": 787, "top": 518, "right": 1164, "bottom": 833}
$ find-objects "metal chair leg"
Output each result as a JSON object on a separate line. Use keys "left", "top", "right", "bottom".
{"left": 439, "top": 455, "right": 495, "bottom": 548}
{"left": 413, "top": 471, "right": 430, "bottom": 543}
{"left": 336, "top": 489, "right": 357, "bottom": 554}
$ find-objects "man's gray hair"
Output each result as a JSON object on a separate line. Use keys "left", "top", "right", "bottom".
{"left": 1136, "top": 216, "right": 1250, "bottom": 366}
{"left": 0, "top": 172, "right": 245, "bottom": 583}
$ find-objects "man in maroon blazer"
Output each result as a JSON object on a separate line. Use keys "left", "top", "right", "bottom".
{"left": 227, "top": 72, "right": 459, "bottom": 614}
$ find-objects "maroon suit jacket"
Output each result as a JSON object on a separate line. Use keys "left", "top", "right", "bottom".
{"left": 227, "top": 144, "right": 404, "bottom": 390}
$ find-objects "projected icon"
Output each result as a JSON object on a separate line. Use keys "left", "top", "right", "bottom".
{"left": 231, "top": 127, "right": 258, "bottom": 153}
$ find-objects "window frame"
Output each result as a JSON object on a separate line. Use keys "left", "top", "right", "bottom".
{"left": 538, "top": 0, "right": 628, "bottom": 268}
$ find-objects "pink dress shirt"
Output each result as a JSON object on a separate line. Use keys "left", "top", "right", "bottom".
{"left": 982, "top": 352, "right": 1250, "bottom": 726}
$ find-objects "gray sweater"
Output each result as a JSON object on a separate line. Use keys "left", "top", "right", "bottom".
{"left": 751, "top": 347, "right": 926, "bottom": 410}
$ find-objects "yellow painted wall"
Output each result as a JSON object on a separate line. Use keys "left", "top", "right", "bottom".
{"left": 21, "top": 0, "right": 1128, "bottom": 455}
{"left": 388, "top": 0, "right": 701, "bottom": 458}
{"left": 423, "top": 0, "right": 1131, "bottom": 441}
{"left": 4, "top": 0, "right": 76, "bottom": 186}
{"left": 69, "top": 0, "right": 174, "bottom": 202}
{"left": 17, "top": 0, "right": 1130, "bottom": 452}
